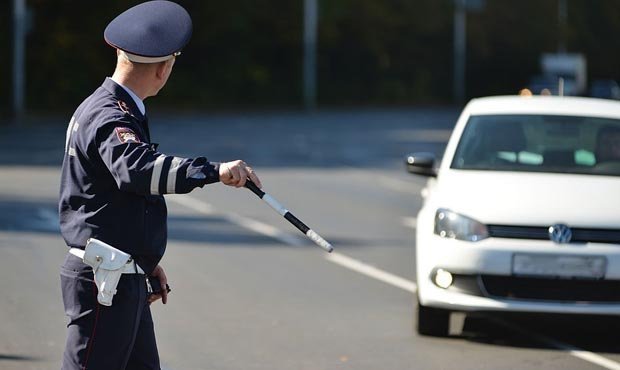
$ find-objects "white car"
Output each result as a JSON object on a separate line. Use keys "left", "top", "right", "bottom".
{"left": 406, "top": 95, "right": 620, "bottom": 336}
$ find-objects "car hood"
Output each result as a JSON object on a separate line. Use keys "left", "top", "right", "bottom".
{"left": 433, "top": 170, "right": 620, "bottom": 228}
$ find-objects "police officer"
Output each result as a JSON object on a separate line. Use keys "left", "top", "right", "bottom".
{"left": 58, "top": 1, "right": 261, "bottom": 369}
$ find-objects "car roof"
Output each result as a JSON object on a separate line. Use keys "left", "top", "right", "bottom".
{"left": 465, "top": 95, "right": 620, "bottom": 119}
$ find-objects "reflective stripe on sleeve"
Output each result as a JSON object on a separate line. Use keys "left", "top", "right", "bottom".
{"left": 166, "top": 157, "right": 184, "bottom": 194}
{"left": 150, "top": 155, "right": 166, "bottom": 195}
{"left": 65, "top": 116, "right": 76, "bottom": 153}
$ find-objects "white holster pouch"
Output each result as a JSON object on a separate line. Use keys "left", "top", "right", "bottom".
{"left": 69, "top": 238, "right": 144, "bottom": 306}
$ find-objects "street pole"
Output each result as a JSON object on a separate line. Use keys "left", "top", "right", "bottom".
{"left": 558, "top": 0, "right": 567, "bottom": 53}
{"left": 12, "top": 0, "right": 26, "bottom": 121}
{"left": 453, "top": 0, "right": 466, "bottom": 105}
{"left": 303, "top": 0, "right": 318, "bottom": 110}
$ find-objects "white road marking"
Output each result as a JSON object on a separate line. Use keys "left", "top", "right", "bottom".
{"left": 490, "top": 318, "right": 620, "bottom": 370}
{"left": 225, "top": 212, "right": 304, "bottom": 246}
{"left": 402, "top": 217, "right": 417, "bottom": 229}
{"left": 568, "top": 350, "right": 620, "bottom": 370}
{"left": 325, "top": 252, "right": 417, "bottom": 293}
{"left": 169, "top": 194, "right": 620, "bottom": 370}
{"left": 167, "top": 195, "right": 304, "bottom": 246}
{"left": 167, "top": 194, "right": 216, "bottom": 214}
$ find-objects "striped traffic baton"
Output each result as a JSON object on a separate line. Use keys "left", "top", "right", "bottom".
{"left": 244, "top": 180, "right": 333, "bottom": 253}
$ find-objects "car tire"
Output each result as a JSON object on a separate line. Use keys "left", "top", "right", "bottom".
{"left": 416, "top": 301, "right": 450, "bottom": 337}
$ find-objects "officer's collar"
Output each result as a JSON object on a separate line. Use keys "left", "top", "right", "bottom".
{"left": 102, "top": 78, "right": 146, "bottom": 121}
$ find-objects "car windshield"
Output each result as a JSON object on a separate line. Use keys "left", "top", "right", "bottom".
{"left": 451, "top": 114, "right": 620, "bottom": 176}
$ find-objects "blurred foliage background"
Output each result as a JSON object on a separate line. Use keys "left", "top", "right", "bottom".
{"left": 1, "top": 0, "right": 620, "bottom": 117}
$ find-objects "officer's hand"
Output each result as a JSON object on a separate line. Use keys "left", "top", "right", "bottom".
{"left": 148, "top": 265, "right": 169, "bottom": 305}
{"left": 219, "top": 160, "right": 262, "bottom": 188}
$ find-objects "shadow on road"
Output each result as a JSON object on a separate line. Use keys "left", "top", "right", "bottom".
{"left": 0, "top": 198, "right": 357, "bottom": 248}
{"left": 0, "top": 353, "right": 43, "bottom": 363}
{"left": 455, "top": 312, "right": 620, "bottom": 354}
{"left": 0, "top": 354, "right": 42, "bottom": 362}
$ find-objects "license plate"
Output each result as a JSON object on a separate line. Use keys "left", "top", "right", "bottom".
{"left": 512, "top": 254, "right": 607, "bottom": 279}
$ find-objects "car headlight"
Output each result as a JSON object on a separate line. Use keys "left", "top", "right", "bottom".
{"left": 434, "top": 209, "right": 489, "bottom": 242}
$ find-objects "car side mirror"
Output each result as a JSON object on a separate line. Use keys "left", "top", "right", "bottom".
{"left": 405, "top": 152, "right": 437, "bottom": 177}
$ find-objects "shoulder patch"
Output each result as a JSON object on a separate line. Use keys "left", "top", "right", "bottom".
{"left": 115, "top": 127, "right": 141, "bottom": 143}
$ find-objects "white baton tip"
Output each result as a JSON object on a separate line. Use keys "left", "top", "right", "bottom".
{"left": 262, "top": 194, "right": 288, "bottom": 216}
{"left": 306, "top": 229, "right": 334, "bottom": 253}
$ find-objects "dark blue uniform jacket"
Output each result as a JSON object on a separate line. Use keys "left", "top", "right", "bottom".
{"left": 59, "top": 78, "right": 219, "bottom": 274}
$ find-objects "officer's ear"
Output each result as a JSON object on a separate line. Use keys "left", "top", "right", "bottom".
{"left": 154, "top": 61, "right": 167, "bottom": 80}
{"left": 155, "top": 59, "right": 174, "bottom": 80}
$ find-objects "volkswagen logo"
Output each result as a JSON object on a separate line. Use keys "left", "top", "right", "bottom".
{"left": 548, "top": 224, "right": 572, "bottom": 244}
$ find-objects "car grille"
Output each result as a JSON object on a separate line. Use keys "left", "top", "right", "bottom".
{"left": 481, "top": 275, "right": 620, "bottom": 302}
{"left": 487, "top": 225, "right": 620, "bottom": 244}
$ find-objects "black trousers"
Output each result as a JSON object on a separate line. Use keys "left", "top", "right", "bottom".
{"left": 60, "top": 253, "right": 160, "bottom": 370}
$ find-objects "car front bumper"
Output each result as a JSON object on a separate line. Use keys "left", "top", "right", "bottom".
{"left": 416, "top": 235, "right": 620, "bottom": 315}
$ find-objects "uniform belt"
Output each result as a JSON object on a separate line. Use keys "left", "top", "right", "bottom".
{"left": 69, "top": 248, "right": 145, "bottom": 274}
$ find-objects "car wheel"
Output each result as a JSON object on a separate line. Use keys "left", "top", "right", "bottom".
{"left": 416, "top": 301, "right": 450, "bottom": 337}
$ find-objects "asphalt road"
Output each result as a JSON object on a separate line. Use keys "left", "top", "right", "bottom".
{"left": 0, "top": 109, "right": 619, "bottom": 370}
